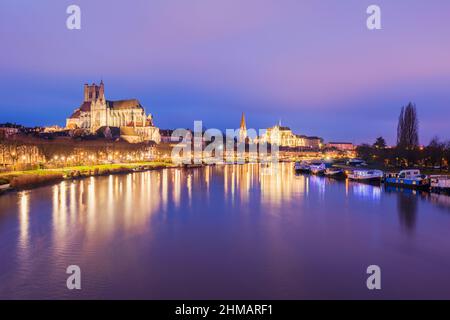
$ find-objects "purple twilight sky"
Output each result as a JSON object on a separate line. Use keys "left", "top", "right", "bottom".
{"left": 0, "top": 0, "right": 449, "bottom": 145}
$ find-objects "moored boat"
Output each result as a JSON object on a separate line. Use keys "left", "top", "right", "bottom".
{"left": 324, "top": 168, "right": 345, "bottom": 179}
{"left": 0, "top": 183, "right": 11, "bottom": 190}
{"left": 347, "top": 169, "right": 383, "bottom": 183}
{"left": 310, "top": 162, "right": 326, "bottom": 175}
{"left": 183, "top": 163, "right": 204, "bottom": 169}
{"left": 294, "top": 161, "right": 310, "bottom": 173}
{"left": 430, "top": 175, "right": 450, "bottom": 194}
{"left": 384, "top": 170, "right": 430, "bottom": 190}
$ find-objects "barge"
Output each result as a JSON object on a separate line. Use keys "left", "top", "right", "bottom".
{"left": 384, "top": 170, "right": 430, "bottom": 190}
{"left": 430, "top": 175, "right": 450, "bottom": 194}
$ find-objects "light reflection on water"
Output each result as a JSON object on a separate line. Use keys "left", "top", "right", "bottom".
{"left": 0, "top": 163, "right": 450, "bottom": 299}
{"left": 351, "top": 183, "right": 381, "bottom": 201}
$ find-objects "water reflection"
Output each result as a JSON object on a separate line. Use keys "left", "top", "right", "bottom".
{"left": 18, "top": 192, "right": 29, "bottom": 251}
{"left": 260, "top": 163, "right": 306, "bottom": 204}
{"left": 351, "top": 182, "right": 381, "bottom": 201}
{"left": 223, "top": 164, "right": 255, "bottom": 202}
{"left": 396, "top": 192, "right": 418, "bottom": 232}
{"left": 46, "top": 170, "right": 186, "bottom": 244}
{"left": 173, "top": 169, "right": 181, "bottom": 207}
{"left": 1, "top": 164, "right": 450, "bottom": 299}
{"left": 309, "top": 175, "right": 325, "bottom": 198}
{"left": 187, "top": 174, "right": 192, "bottom": 204}
{"left": 429, "top": 193, "right": 450, "bottom": 212}
{"left": 162, "top": 169, "right": 168, "bottom": 210}
{"left": 4, "top": 165, "right": 450, "bottom": 245}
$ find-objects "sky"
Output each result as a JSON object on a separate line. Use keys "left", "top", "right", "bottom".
{"left": 0, "top": 0, "right": 449, "bottom": 145}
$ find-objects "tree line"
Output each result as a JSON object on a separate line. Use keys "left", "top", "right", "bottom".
{"left": 357, "top": 102, "right": 449, "bottom": 171}
{"left": 0, "top": 135, "right": 155, "bottom": 171}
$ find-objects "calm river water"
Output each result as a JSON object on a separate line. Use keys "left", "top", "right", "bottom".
{"left": 0, "top": 163, "right": 450, "bottom": 299}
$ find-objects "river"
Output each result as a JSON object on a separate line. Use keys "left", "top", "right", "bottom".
{"left": 0, "top": 163, "right": 449, "bottom": 299}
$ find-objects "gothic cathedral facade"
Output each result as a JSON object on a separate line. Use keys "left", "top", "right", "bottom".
{"left": 66, "top": 81, "right": 160, "bottom": 143}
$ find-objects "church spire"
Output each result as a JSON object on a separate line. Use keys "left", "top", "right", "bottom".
{"left": 239, "top": 112, "right": 247, "bottom": 143}
{"left": 240, "top": 112, "right": 246, "bottom": 130}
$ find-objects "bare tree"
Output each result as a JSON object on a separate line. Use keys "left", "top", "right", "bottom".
{"left": 397, "top": 102, "right": 419, "bottom": 149}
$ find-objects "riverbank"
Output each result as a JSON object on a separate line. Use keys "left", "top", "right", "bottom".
{"left": 333, "top": 163, "right": 449, "bottom": 176}
{"left": 4, "top": 160, "right": 448, "bottom": 195}
{"left": 0, "top": 161, "right": 175, "bottom": 193}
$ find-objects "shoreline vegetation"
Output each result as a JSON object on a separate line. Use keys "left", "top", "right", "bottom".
{"left": 0, "top": 161, "right": 175, "bottom": 193}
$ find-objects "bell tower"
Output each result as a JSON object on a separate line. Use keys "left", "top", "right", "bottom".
{"left": 84, "top": 81, "right": 105, "bottom": 102}
{"left": 84, "top": 81, "right": 107, "bottom": 132}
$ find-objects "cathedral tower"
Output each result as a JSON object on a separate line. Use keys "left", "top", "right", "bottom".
{"left": 84, "top": 81, "right": 105, "bottom": 102}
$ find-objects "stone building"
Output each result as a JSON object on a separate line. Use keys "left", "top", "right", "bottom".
{"left": 66, "top": 81, "right": 160, "bottom": 143}
{"left": 260, "top": 124, "right": 322, "bottom": 149}
{"left": 327, "top": 142, "right": 355, "bottom": 151}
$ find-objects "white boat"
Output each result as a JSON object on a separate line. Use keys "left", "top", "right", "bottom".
{"left": 294, "top": 161, "right": 310, "bottom": 173}
{"left": 348, "top": 170, "right": 383, "bottom": 182}
{"left": 0, "top": 184, "right": 11, "bottom": 191}
{"left": 430, "top": 175, "right": 450, "bottom": 193}
{"left": 310, "top": 162, "right": 326, "bottom": 175}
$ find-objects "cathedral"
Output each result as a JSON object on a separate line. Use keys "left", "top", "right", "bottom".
{"left": 66, "top": 81, "right": 161, "bottom": 143}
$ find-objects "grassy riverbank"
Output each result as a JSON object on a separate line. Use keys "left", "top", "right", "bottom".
{"left": 0, "top": 161, "right": 175, "bottom": 191}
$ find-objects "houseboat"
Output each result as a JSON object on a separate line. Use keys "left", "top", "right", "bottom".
{"left": 430, "top": 175, "right": 450, "bottom": 194}
{"left": 384, "top": 170, "right": 430, "bottom": 190}
{"left": 347, "top": 170, "right": 383, "bottom": 183}
{"left": 310, "top": 162, "right": 326, "bottom": 175}
{"left": 294, "top": 161, "right": 310, "bottom": 173}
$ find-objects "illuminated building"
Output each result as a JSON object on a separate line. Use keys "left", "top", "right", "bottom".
{"left": 260, "top": 123, "right": 322, "bottom": 149}
{"left": 66, "top": 81, "right": 160, "bottom": 143}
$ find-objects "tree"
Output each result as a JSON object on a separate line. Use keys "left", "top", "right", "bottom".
{"left": 445, "top": 141, "right": 450, "bottom": 170}
{"left": 397, "top": 102, "right": 419, "bottom": 149}
{"left": 356, "top": 144, "right": 373, "bottom": 162}
{"left": 0, "top": 140, "right": 7, "bottom": 168}
{"left": 373, "top": 136, "right": 387, "bottom": 149}
{"left": 425, "top": 137, "right": 444, "bottom": 167}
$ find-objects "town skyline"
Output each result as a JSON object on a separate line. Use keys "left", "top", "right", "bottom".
{"left": 0, "top": 79, "right": 445, "bottom": 146}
